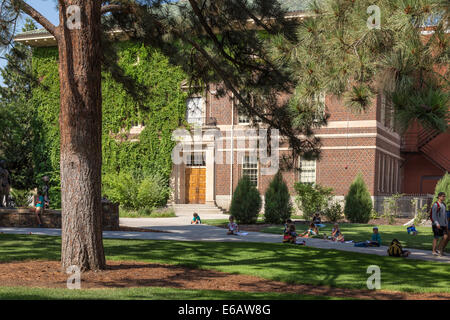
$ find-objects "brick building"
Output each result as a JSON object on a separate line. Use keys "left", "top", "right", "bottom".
{"left": 14, "top": 3, "right": 449, "bottom": 213}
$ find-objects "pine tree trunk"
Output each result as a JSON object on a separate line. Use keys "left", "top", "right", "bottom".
{"left": 58, "top": 1, "right": 105, "bottom": 271}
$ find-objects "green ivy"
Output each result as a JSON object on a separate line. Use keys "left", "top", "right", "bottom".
{"left": 31, "top": 42, "right": 187, "bottom": 208}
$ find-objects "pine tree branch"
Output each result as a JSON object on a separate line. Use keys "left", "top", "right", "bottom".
{"left": 101, "top": 4, "right": 134, "bottom": 15}
{"left": 13, "top": 0, "right": 57, "bottom": 37}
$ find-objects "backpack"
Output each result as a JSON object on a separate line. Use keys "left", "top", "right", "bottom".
{"left": 388, "top": 240, "right": 403, "bottom": 257}
{"left": 429, "top": 202, "right": 440, "bottom": 222}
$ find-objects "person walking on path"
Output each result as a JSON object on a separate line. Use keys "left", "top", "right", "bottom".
{"left": 432, "top": 192, "right": 448, "bottom": 256}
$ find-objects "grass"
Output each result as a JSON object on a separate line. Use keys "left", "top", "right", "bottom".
{"left": 0, "top": 286, "right": 340, "bottom": 300}
{"left": 259, "top": 223, "right": 449, "bottom": 252}
{"left": 119, "top": 207, "right": 176, "bottom": 218}
{"left": 1, "top": 234, "right": 449, "bottom": 294}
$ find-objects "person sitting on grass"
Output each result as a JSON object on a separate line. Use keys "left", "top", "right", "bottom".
{"left": 300, "top": 222, "right": 319, "bottom": 238}
{"left": 191, "top": 212, "right": 202, "bottom": 224}
{"left": 354, "top": 227, "right": 382, "bottom": 247}
{"left": 328, "top": 223, "right": 345, "bottom": 242}
{"left": 313, "top": 213, "right": 326, "bottom": 228}
{"left": 388, "top": 239, "right": 411, "bottom": 257}
{"left": 369, "top": 227, "right": 382, "bottom": 247}
{"left": 283, "top": 224, "right": 297, "bottom": 244}
{"left": 227, "top": 216, "right": 239, "bottom": 235}
{"left": 284, "top": 219, "right": 293, "bottom": 233}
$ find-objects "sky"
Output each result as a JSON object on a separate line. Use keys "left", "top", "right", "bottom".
{"left": 0, "top": 0, "right": 59, "bottom": 85}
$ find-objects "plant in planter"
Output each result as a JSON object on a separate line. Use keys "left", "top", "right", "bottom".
{"left": 10, "top": 189, "right": 32, "bottom": 208}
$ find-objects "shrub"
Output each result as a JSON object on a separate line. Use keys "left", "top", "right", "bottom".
{"left": 264, "top": 171, "right": 292, "bottom": 224}
{"left": 323, "top": 202, "right": 343, "bottom": 223}
{"left": 344, "top": 174, "right": 373, "bottom": 223}
{"left": 230, "top": 175, "right": 262, "bottom": 224}
{"left": 10, "top": 189, "right": 32, "bottom": 208}
{"left": 433, "top": 172, "right": 450, "bottom": 207}
{"left": 294, "top": 182, "right": 333, "bottom": 220}
{"left": 102, "top": 171, "right": 170, "bottom": 210}
{"left": 382, "top": 193, "right": 404, "bottom": 225}
{"left": 137, "top": 173, "right": 170, "bottom": 209}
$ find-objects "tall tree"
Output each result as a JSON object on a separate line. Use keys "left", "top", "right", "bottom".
{"left": 0, "top": 0, "right": 323, "bottom": 271}
{"left": 270, "top": 0, "right": 449, "bottom": 133}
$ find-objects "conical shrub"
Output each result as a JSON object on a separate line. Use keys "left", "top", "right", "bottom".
{"left": 230, "top": 175, "right": 262, "bottom": 224}
{"left": 344, "top": 174, "right": 373, "bottom": 223}
{"left": 264, "top": 171, "right": 292, "bottom": 224}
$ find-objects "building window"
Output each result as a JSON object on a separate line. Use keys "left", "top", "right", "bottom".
{"left": 377, "top": 154, "right": 382, "bottom": 192}
{"left": 298, "top": 157, "right": 316, "bottom": 184}
{"left": 242, "top": 155, "right": 258, "bottom": 186}
{"left": 186, "top": 97, "right": 203, "bottom": 125}
{"left": 185, "top": 152, "right": 206, "bottom": 167}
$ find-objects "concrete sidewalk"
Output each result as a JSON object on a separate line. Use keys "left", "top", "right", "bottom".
{"left": 1, "top": 223, "right": 449, "bottom": 264}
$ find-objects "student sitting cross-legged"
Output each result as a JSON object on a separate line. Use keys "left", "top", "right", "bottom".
{"left": 300, "top": 222, "right": 319, "bottom": 238}
{"left": 227, "top": 216, "right": 239, "bottom": 235}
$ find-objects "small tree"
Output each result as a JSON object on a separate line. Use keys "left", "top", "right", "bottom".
{"left": 344, "top": 174, "right": 373, "bottom": 223}
{"left": 433, "top": 173, "right": 450, "bottom": 208}
{"left": 264, "top": 171, "right": 292, "bottom": 224}
{"left": 230, "top": 175, "right": 262, "bottom": 224}
{"left": 382, "top": 193, "right": 404, "bottom": 225}
{"left": 294, "top": 182, "right": 333, "bottom": 220}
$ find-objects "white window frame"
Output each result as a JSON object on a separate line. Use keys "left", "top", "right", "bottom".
{"left": 186, "top": 97, "right": 203, "bottom": 126}
{"left": 242, "top": 155, "right": 259, "bottom": 187}
{"left": 185, "top": 152, "right": 206, "bottom": 167}
{"left": 298, "top": 157, "right": 317, "bottom": 184}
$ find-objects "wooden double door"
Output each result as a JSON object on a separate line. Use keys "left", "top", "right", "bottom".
{"left": 185, "top": 168, "right": 206, "bottom": 204}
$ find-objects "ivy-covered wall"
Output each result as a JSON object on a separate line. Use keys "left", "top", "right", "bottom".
{"left": 31, "top": 42, "right": 187, "bottom": 208}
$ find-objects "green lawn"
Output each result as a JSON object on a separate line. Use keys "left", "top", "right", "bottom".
{"left": 259, "top": 223, "right": 448, "bottom": 252}
{"left": 0, "top": 286, "right": 338, "bottom": 300}
{"left": 1, "top": 234, "right": 449, "bottom": 294}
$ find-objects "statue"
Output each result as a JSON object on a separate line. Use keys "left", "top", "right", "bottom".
{"left": 0, "top": 160, "right": 11, "bottom": 208}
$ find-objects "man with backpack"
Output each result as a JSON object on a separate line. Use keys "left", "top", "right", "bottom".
{"left": 431, "top": 192, "right": 448, "bottom": 256}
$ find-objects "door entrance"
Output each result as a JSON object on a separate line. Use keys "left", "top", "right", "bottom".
{"left": 185, "top": 168, "right": 206, "bottom": 204}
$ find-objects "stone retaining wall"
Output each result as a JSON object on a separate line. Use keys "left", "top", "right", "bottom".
{"left": 0, "top": 200, "right": 119, "bottom": 230}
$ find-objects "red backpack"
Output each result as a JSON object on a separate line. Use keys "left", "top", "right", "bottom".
{"left": 429, "top": 202, "right": 440, "bottom": 222}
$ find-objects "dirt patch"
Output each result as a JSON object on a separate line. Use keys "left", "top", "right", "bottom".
{"left": 0, "top": 260, "right": 448, "bottom": 300}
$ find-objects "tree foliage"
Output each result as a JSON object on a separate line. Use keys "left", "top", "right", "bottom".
{"left": 270, "top": 0, "right": 449, "bottom": 133}
{"left": 264, "top": 171, "right": 292, "bottom": 224}
{"left": 294, "top": 182, "right": 333, "bottom": 220}
{"left": 433, "top": 172, "right": 450, "bottom": 208}
{"left": 30, "top": 43, "right": 187, "bottom": 208}
{"left": 230, "top": 175, "right": 262, "bottom": 224}
{"left": 0, "top": 19, "right": 38, "bottom": 190}
{"left": 344, "top": 174, "right": 373, "bottom": 223}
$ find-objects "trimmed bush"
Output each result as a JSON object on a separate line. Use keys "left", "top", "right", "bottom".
{"left": 433, "top": 172, "right": 450, "bottom": 208}
{"left": 102, "top": 171, "right": 170, "bottom": 210}
{"left": 264, "top": 171, "right": 292, "bottom": 224}
{"left": 294, "top": 182, "right": 333, "bottom": 220}
{"left": 230, "top": 175, "right": 262, "bottom": 224}
{"left": 323, "top": 202, "right": 343, "bottom": 223}
{"left": 344, "top": 174, "right": 373, "bottom": 223}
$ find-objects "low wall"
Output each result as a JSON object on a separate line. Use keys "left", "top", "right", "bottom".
{"left": 0, "top": 200, "right": 119, "bottom": 230}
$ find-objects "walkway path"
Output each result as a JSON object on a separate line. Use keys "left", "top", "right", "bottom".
{"left": 1, "top": 221, "right": 449, "bottom": 264}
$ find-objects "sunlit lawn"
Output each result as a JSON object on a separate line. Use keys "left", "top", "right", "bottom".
{"left": 1, "top": 234, "right": 449, "bottom": 295}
